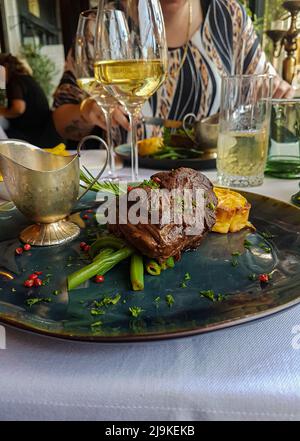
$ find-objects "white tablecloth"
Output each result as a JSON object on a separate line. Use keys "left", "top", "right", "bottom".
{"left": 0, "top": 156, "right": 299, "bottom": 421}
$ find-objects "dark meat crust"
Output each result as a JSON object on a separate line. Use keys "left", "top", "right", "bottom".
{"left": 108, "top": 168, "right": 217, "bottom": 261}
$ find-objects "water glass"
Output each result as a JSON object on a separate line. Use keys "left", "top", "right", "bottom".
{"left": 217, "top": 74, "right": 273, "bottom": 187}
{"left": 265, "top": 99, "right": 300, "bottom": 179}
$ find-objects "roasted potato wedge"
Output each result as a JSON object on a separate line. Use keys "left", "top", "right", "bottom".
{"left": 213, "top": 187, "right": 255, "bottom": 234}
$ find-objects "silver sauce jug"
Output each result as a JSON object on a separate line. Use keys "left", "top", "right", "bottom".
{"left": 0, "top": 136, "right": 108, "bottom": 246}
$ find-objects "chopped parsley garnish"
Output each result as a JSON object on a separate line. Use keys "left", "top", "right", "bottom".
{"left": 91, "top": 321, "right": 102, "bottom": 328}
{"left": 53, "top": 290, "right": 60, "bottom": 296}
{"left": 231, "top": 258, "right": 239, "bottom": 267}
{"left": 258, "top": 243, "right": 272, "bottom": 253}
{"left": 93, "top": 293, "right": 121, "bottom": 309}
{"left": 206, "top": 202, "right": 216, "bottom": 210}
{"left": 200, "top": 290, "right": 227, "bottom": 303}
{"left": 200, "top": 290, "right": 215, "bottom": 302}
{"left": 181, "top": 273, "right": 191, "bottom": 288}
{"left": 154, "top": 296, "right": 161, "bottom": 307}
{"left": 244, "top": 239, "right": 253, "bottom": 250}
{"left": 129, "top": 306, "right": 144, "bottom": 318}
{"left": 231, "top": 251, "right": 241, "bottom": 266}
{"left": 90, "top": 309, "right": 105, "bottom": 316}
{"left": 102, "top": 294, "right": 121, "bottom": 306}
{"left": 166, "top": 294, "right": 175, "bottom": 308}
{"left": 140, "top": 179, "right": 160, "bottom": 189}
{"left": 26, "top": 298, "right": 52, "bottom": 308}
{"left": 261, "top": 232, "right": 277, "bottom": 240}
{"left": 90, "top": 294, "right": 122, "bottom": 316}
{"left": 248, "top": 274, "right": 257, "bottom": 281}
{"left": 42, "top": 274, "right": 52, "bottom": 286}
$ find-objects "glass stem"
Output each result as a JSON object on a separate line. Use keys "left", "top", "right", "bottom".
{"left": 128, "top": 109, "right": 139, "bottom": 182}
{"left": 103, "top": 107, "right": 116, "bottom": 178}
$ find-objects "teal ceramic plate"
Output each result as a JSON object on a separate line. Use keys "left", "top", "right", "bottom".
{"left": 115, "top": 144, "right": 217, "bottom": 170}
{"left": 0, "top": 192, "right": 299, "bottom": 342}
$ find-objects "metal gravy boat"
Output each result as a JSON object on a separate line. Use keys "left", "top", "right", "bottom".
{"left": 0, "top": 136, "right": 108, "bottom": 246}
{"left": 183, "top": 113, "right": 219, "bottom": 151}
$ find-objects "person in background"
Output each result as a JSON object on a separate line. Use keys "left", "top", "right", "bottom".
{"left": 53, "top": 0, "right": 294, "bottom": 145}
{"left": 0, "top": 53, "right": 61, "bottom": 146}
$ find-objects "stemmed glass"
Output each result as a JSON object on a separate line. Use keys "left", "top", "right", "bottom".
{"left": 94, "top": 0, "right": 168, "bottom": 181}
{"left": 75, "top": 9, "right": 120, "bottom": 180}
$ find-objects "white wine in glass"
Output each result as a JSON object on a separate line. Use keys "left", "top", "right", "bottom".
{"left": 95, "top": 0, "right": 168, "bottom": 181}
{"left": 94, "top": 59, "right": 166, "bottom": 107}
{"left": 75, "top": 9, "right": 120, "bottom": 179}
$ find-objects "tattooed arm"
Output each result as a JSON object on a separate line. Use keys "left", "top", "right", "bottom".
{"left": 52, "top": 45, "right": 130, "bottom": 141}
{"left": 53, "top": 100, "right": 105, "bottom": 141}
{"left": 53, "top": 99, "right": 130, "bottom": 141}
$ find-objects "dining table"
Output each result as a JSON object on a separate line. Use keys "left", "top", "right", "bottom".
{"left": 0, "top": 150, "right": 299, "bottom": 422}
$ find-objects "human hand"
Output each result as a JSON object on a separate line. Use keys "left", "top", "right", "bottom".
{"left": 80, "top": 98, "right": 130, "bottom": 131}
{"left": 272, "top": 75, "right": 295, "bottom": 99}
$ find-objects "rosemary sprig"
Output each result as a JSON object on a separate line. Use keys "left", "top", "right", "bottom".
{"left": 80, "top": 167, "right": 126, "bottom": 196}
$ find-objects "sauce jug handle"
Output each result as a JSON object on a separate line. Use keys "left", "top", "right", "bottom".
{"left": 183, "top": 113, "right": 197, "bottom": 146}
{"left": 76, "top": 135, "right": 109, "bottom": 201}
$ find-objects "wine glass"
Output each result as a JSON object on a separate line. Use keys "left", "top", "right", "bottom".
{"left": 75, "top": 9, "right": 120, "bottom": 180}
{"left": 94, "top": 0, "right": 168, "bottom": 181}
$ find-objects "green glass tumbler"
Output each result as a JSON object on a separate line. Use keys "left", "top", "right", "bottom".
{"left": 265, "top": 99, "right": 300, "bottom": 179}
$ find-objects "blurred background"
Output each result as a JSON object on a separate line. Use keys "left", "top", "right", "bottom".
{"left": 0, "top": 0, "right": 98, "bottom": 102}
{"left": 0, "top": 0, "right": 299, "bottom": 104}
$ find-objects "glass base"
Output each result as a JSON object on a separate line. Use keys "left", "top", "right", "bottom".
{"left": 217, "top": 172, "right": 264, "bottom": 188}
{"left": 104, "top": 174, "right": 133, "bottom": 183}
{"left": 265, "top": 159, "right": 300, "bottom": 179}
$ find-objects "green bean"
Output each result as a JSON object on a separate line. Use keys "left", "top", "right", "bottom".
{"left": 90, "top": 236, "right": 126, "bottom": 257}
{"left": 160, "top": 262, "right": 168, "bottom": 271}
{"left": 166, "top": 257, "right": 175, "bottom": 268}
{"left": 146, "top": 260, "right": 161, "bottom": 276}
{"left": 93, "top": 248, "right": 114, "bottom": 262}
{"left": 68, "top": 247, "right": 133, "bottom": 291}
{"left": 154, "top": 153, "right": 181, "bottom": 159}
{"left": 130, "top": 254, "right": 144, "bottom": 291}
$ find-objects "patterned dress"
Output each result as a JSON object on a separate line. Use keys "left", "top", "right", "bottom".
{"left": 53, "top": 0, "right": 273, "bottom": 142}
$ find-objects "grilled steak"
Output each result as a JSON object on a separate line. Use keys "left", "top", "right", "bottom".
{"left": 109, "top": 168, "right": 217, "bottom": 261}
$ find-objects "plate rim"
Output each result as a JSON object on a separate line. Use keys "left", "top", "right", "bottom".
{"left": 1, "top": 292, "right": 300, "bottom": 343}
{"left": 115, "top": 143, "right": 216, "bottom": 164}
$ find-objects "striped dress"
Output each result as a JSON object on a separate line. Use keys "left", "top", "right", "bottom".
{"left": 53, "top": 0, "right": 272, "bottom": 142}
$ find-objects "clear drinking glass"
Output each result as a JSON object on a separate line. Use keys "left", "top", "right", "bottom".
{"left": 217, "top": 74, "right": 274, "bottom": 187}
{"left": 75, "top": 9, "right": 119, "bottom": 179}
{"left": 265, "top": 98, "right": 300, "bottom": 179}
{"left": 94, "top": 0, "right": 168, "bottom": 181}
